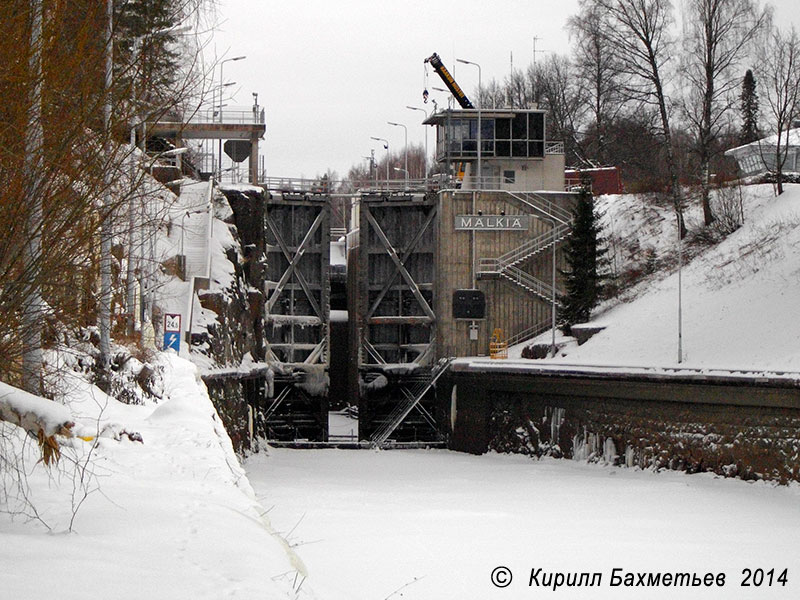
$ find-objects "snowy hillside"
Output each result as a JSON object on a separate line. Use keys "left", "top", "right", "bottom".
{"left": 517, "top": 183, "right": 800, "bottom": 372}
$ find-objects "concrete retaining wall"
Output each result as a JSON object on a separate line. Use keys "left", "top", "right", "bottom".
{"left": 448, "top": 365, "right": 800, "bottom": 483}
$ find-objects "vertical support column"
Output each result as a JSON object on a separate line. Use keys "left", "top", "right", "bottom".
{"left": 249, "top": 136, "right": 259, "bottom": 184}
{"left": 176, "top": 134, "right": 184, "bottom": 175}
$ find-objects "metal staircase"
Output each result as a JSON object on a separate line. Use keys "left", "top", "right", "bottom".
{"left": 494, "top": 221, "right": 572, "bottom": 267}
{"left": 507, "top": 191, "right": 573, "bottom": 225}
{"left": 476, "top": 191, "right": 573, "bottom": 300}
{"left": 506, "top": 320, "right": 553, "bottom": 347}
{"left": 369, "top": 358, "right": 453, "bottom": 448}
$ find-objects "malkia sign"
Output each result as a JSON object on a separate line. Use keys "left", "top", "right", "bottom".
{"left": 454, "top": 214, "right": 530, "bottom": 231}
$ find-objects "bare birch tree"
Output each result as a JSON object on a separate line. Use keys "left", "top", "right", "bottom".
{"left": 21, "top": 0, "right": 44, "bottom": 396}
{"left": 681, "top": 0, "right": 769, "bottom": 225}
{"left": 568, "top": 0, "right": 627, "bottom": 165}
{"left": 536, "top": 54, "right": 585, "bottom": 166}
{"left": 593, "top": 0, "right": 687, "bottom": 237}
{"left": 755, "top": 25, "right": 800, "bottom": 195}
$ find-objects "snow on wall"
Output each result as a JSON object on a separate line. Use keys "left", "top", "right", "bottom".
{"left": 475, "top": 386, "right": 800, "bottom": 483}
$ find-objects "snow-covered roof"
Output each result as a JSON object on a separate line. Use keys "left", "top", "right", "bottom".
{"left": 725, "top": 127, "right": 800, "bottom": 155}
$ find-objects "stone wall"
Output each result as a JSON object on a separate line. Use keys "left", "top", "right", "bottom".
{"left": 196, "top": 186, "right": 267, "bottom": 365}
{"left": 203, "top": 375, "right": 251, "bottom": 455}
{"left": 202, "top": 368, "right": 273, "bottom": 456}
{"left": 194, "top": 186, "right": 269, "bottom": 453}
{"left": 448, "top": 369, "right": 800, "bottom": 483}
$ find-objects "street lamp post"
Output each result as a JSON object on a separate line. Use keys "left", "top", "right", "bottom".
{"left": 370, "top": 137, "right": 389, "bottom": 188}
{"left": 218, "top": 55, "right": 246, "bottom": 123}
{"left": 211, "top": 82, "right": 235, "bottom": 116}
{"left": 207, "top": 82, "right": 233, "bottom": 175}
{"left": 456, "top": 58, "right": 481, "bottom": 189}
{"left": 217, "top": 55, "right": 246, "bottom": 179}
{"left": 677, "top": 216, "right": 683, "bottom": 363}
{"left": 387, "top": 121, "right": 408, "bottom": 189}
{"left": 432, "top": 87, "right": 454, "bottom": 109}
{"left": 543, "top": 216, "right": 558, "bottom": 357}
{"left": 406, "top": 106, "right": 428, "bottom": 178}
{"left": 393, "top": 167, "right": 409, "bottom": 180}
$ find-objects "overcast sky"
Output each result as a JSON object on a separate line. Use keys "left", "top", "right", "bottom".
{"left": 209, "top": 0, "right": 800, "bottom": 181}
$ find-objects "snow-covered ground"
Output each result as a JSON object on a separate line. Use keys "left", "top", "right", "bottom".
{"left": 511, "top": 184, "right": 800, "bottom": 373}
{"left": 328, "top": 409, "right": 358, "bottom": 440}
{"left": 248, "top": 448, "right": 800, "bottom": 600}
{"left": 0, "top": 356, "right": 306, "bottom": 599}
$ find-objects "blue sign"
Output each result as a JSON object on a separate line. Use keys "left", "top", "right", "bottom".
{"left": 163, "top": 331, "right": 181, "bottom": 352}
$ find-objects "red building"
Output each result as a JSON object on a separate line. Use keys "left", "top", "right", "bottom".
{"left": 564, "top": 167, "right": 623, "bottom": 195}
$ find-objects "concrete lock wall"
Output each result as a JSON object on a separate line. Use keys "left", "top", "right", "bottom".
{"left": 447, "top": 368, "right": 800, "bottom": 484}
{"left": 434, "top": 190, "right": 574, "bottom": 359}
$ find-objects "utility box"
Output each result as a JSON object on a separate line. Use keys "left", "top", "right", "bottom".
{"left": 452, "top": 289, "right": 485, "bottom": 320}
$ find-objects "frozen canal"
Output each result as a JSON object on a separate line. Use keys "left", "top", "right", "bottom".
{"left": 246, "top": 449, "right": 800, "bottom": 600}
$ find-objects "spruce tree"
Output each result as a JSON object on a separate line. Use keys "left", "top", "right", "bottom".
{"left": 116, "top": 0, "right": 184, "bottom": 109}
{"left": 740, "top": 69, "right": 759, "bottom": 145}
{"left": 559, "top": 187, "right": 607, "bottom": 334}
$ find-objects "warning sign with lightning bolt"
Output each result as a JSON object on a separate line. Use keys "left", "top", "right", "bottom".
{"left": 163, "top": 313, "right": 182, "bottom": 352}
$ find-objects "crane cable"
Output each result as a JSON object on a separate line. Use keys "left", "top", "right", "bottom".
{"left": 423, "top": 60, "right": 429, "bottom": 103}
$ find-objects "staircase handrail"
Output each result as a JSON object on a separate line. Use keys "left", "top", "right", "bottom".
{"left": 493, "top": 221, "right": 572, "bottom": 267}
{"left": 500, "top": 264, "right": 556, "bottom": 301}
{"left": 506, "top": 191, "right": 573, "bottom": 224}
{"left": 506, "top": 320, "right": 554, "bottom": 347}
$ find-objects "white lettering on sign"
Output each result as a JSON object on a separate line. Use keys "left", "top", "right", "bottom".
{"left": 454, "top": 215, "right": 530, "bottom": 230}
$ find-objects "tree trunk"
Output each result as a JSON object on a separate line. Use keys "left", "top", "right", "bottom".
{"left": 700, "top": 156, "right": 714, "bottom": 226}
{"left": 22, "top": 0, "right": 45, "bottom": 395}
{"left": 98, "top": 0, "right": 114, "bottom": 382}
{"left": 654, "top": 74, "right": 687, "bottom": 239}
{"left": 700, "top": 44, "right": 715, "bottom": 226}
{"left": 775, "top": 128, "right": 785, "bottom": 195}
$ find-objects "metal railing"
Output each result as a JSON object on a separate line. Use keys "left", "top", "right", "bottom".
{"left": 507, "top": 191, "right": 574, "bottom": 224}
{"left": 361, "top": 178, "right": 438, "bottom": 193}
{"left": 545, "top": 141, "right": 565, "bottom": 155}
{"left": 458, "top": 176, "right": 520, "bottom": 190}
{"left": 261, "top": 176, "right": 335, "bottom": 194}
{"left": 163, "top": 106, "right": 266, "bottom": 126}
{"left": 506, "top": 320, "right": 554, "bottom": 347}
{"left": 489, "top": 222, "right": 572, "bottom": 268}
{"left": 257, "top": 175, "right": 586, "bottom": 196}
{"left": 564, "top": 176, "right": 593, "bottom": 192}
{"left": 480, "top": 261, "right": 556, "bottom": 303}
{"left": 260, "top": 175, "right": 441, "bottom": 194}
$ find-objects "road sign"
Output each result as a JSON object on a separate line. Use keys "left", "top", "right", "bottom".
{"left": 164, "top": 313, "right": 181, "bottom": 332}
{"left": 163, "top": 331, "right": 181, "bottom": 352}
